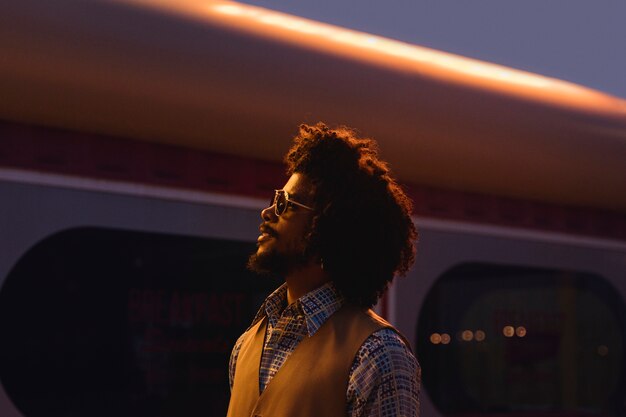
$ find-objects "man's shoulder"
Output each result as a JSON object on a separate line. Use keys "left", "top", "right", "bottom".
{"left": 356, "top": 308, "right": 415, "bottom": 353}
{"left": 359, "top": 327, "right": 416, "bottom": 362}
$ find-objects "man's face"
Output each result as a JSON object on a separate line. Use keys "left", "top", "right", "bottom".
{"left": 248, "top": 173, "right": 315, "bottom": 277}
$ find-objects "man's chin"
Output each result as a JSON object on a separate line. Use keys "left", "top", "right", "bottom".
{"left": 247, "top": 249, "right": 310, "bottom": 278}
{"left": 247, "top": 252, "right": 282, "bottom": 277}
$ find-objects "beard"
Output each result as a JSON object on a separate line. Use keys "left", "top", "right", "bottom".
{"left": 247, "top": 245, "right": 311, "bottom": 278}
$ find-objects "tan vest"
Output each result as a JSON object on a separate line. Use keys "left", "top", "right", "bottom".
{"left": 226, "top": 305, "right": 394, "bottom": 417}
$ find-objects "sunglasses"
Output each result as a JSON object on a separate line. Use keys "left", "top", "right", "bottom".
{"left": 271, "top": 190, "right": 314, "bottom": 216}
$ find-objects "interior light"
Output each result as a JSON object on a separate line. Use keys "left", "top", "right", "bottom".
{"left": 461, "top": 330, "right": 473, "bottom": 342}
{"left": 503, "top": 326, "right": 515, "bottom": 337}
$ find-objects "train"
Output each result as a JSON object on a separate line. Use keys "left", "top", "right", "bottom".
{"left": 1, "top": 0, "right": 626, "bottom": 416}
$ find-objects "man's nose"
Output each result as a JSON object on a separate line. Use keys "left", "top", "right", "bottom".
{"left": 261, "top": 205, "right": 277, "bottom": 221}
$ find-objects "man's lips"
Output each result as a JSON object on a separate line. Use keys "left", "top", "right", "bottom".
{"left": 257, "top": 225, "right": 276, "bottom": 243}
{"left": 257, "top": 233, "right": 272, "bottom": 243}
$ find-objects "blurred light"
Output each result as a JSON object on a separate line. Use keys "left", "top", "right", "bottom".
{"left": 440, "top": 333, "right": 451, "bottom": 345}
{"left": 212, "top": 4, "right": 243, "bottom": 16}
{"left": 598, "top": 345, "right": 609, "bottom": 356}
{"left": 474, "top": 330, "right": 486, "bottom": 342}
{"left": 515, "top": 326, "right": 527, "bottom": 337}
{"left": 207, "top": 2, "right": 561, "bottom": 90}
{"left": 461, "top": 330, "right": 473, "bottom": 341}
{"left": 430, "top": 333, "right": 441, "bottom": 344}
{"left": 503, "top": 325, "right": 515, "bottom": 337}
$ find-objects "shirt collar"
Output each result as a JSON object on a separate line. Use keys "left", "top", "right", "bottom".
{"left": 252, "top": 281, "right": 344, "bottom": 337}
{"left": 261, "top": 283, "right": 289, "bottom": 327}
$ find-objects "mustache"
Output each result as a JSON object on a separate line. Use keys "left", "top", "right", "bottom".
{"left": 259, "top": 224, "right": 277, "bottom": 237}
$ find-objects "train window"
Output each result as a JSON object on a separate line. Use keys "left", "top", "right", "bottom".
{"left": 0, "top": 227, "right": 280, "bottom": 417}
{"left": 416, "top": 263, "right": 626, "bottom": 416}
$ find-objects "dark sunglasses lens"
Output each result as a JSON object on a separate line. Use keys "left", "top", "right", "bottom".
{"left": 275, "top": 192, "right": 287, "bottom": 215}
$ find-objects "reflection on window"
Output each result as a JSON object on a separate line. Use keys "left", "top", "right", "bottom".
{"left": 0, "top": 227, "right": 280, "bottom": 417}
{"left": 416, "top": 263, "right": 625, "bottom": 416}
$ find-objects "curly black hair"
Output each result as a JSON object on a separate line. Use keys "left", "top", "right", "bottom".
{"left": 285, "top": 122, "right": 417, "bottom": 308}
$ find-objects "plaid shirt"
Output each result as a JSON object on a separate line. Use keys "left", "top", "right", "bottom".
{"left": 229, "top": 282, "right": 420, "bottom": 417}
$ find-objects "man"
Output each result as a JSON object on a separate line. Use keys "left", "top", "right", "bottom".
{"left": 227, "top": 122, "right": 420, "bottom": 417}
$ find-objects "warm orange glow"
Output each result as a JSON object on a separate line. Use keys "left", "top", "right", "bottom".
{"left": 461, "top": 330, "right": 474, "bottom": 342}
{"left": 503, "top": 326, "right": 515, "bottom": 338}
{"left": 124, "top": 0, "right": 626, "bottom": 117}
{"left": 440, "top": 333, "right": 451, "bottom": 345}
{"left": 207, "top": 2, "right": 553, "bottom": 89}
{"left": 200, "top": 0, "right": 623, "bottom": 105}
{"left": 515, "top": 326, "right": 527, "bottom": 337}
{"left": 430, "top": 333, "right": 442, "bottom": 344}
{"left": 474, "top": 330, "right": 486, "bottom": 342}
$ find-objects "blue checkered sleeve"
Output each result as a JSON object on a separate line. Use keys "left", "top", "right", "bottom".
{"left": 347, "top": 328, "right": 421, "bottom": 417}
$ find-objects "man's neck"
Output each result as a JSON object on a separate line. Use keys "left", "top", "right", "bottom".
{"left": 285, "top": 263, "right": 330, "bottom": 305}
